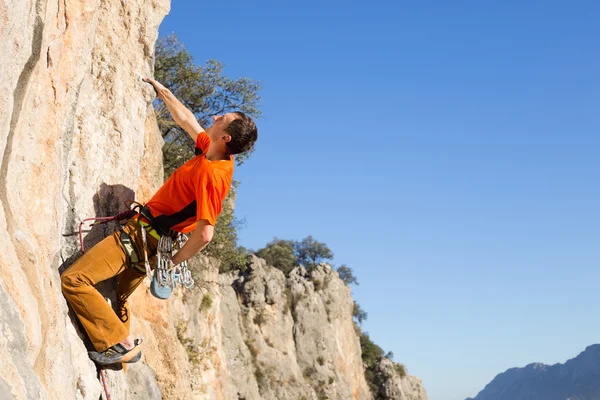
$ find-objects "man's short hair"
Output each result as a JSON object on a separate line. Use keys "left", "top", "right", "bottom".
{"left": 225, "top": 111, "right": 258, "bottom": 155}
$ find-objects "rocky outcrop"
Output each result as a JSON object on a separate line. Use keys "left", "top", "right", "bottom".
{"left": 466, "top": 344, "right": 600, "bottom": 400}
{"left": 217, "top": 256, "right": 371, "bottom": 400}
{"left": 373, "top": 358, "right": 428, "bottom": 400}
{"left": 0, "top": 0, "right": 427, "bottom": 399}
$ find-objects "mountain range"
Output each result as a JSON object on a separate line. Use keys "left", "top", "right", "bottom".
{"left": 466, "top": 344, "right": 600, "bottom": 400}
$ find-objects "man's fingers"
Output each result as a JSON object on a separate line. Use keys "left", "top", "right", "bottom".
{"left": 142, "top": 77, "right": 167, "bottom": 98}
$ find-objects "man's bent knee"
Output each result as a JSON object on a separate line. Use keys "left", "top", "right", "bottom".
{"left": 61, "top": 269, "right": 89, "bottom": 292}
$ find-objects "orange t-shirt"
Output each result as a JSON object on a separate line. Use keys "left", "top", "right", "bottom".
{"left": 145, "top": 132, "right": 234, "bottom": 233}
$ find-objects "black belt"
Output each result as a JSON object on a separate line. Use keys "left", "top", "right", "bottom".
{"left": 139, "top": 206, "right": 178, "bottom": 239}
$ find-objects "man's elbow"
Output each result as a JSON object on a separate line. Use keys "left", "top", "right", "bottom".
{"left": 201, "top": 230, "right": 213, "bottom": 245}
{"left": 198, "top": 222, "right": 214, "bottom": 245}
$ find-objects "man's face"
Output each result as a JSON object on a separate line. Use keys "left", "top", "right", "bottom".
{"left": 207, "top": 113, "right": 237, "bottom": 141}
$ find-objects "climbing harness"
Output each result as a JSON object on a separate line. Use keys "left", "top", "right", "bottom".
{"left": 78, "top": 200, "right": 195, "bottom": 295}
{"left": 119, "top": 231, "right": 140, "bottom": 268}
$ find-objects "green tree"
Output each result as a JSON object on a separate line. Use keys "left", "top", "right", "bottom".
{"left": 360, "top": 332, "right": 384, "bottom": 368}
{"left": 353, "top": 301, "right": 368, "bottom": 325}
{"left": 293, "top": 235, "right": 334, "bottom": 271}
{"left": 360, "top": 331, "right": 385, "bottom": 395}
{"left": 337, "top": 264, "right": 358, "bottom": 286}
{"left": 153, "top": 34, "right": 261, "bottom": 272}
{"left": 255, "top": 238, "right": 297, "bottom": 275}
{"left": 255, "top": 235, "right": 335, "bottom": 274}
{"left": 154, "top": 33, "right": 262, "bottom": 177}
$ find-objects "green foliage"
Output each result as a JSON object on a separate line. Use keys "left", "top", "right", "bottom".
{"left": 394, "top": 363, "right": 407, "bottom": 378}
{"left": 359, "top": 331, "right": 408, "bottom": 394}
{"left": 360, "top": 331, "right": 385, "bottom": 395}
{"left": 154, "top": 33, "right": 262, "bottom": 177}
{"left": 360, "top": 332, "right": 384, "bottom": 369}
{"left": 336, "top": 264, "right": 358, "bottom": 286}
{"left": 293, "top": 235, "right": 333, "bottom": 271}
{"left": 200, "top": 293, "right": 213, "bottom": 313}
{"left": 313, "top": 279, "right": 323, "bottom": 291}
{"left": 253, "top": 308, "right": 267, "bottom": 326}
{"left": 255, "top": 238, "right": 297, "bottom": 275}
{"left": 353, "top": 301, "right": 368, "bottom": 325}
{"left": 176, "top": 321, "right": 209, "bottom": 367}
{"left": 255, "top": 235, "right": 336, "bottom": 275}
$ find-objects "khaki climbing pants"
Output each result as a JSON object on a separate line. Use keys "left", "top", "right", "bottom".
{"left": 61, "top": 219, "right": 158, "bottom": 352}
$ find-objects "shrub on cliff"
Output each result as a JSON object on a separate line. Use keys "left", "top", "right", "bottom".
{"left": 255, "top": 238, "right": 297, "bottom": 275}
{"left": 353, "top": 301, "right": 368, "bottom": 325}
{"left": 256, "top": 236, "right": 360, "bottom": 282}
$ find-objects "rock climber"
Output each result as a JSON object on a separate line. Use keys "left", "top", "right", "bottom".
{"left": 60, "top": 76, "right": 258, "bottom": 365}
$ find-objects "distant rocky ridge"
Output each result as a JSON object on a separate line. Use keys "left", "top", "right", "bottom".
{"left": 466, "top": 344, "right": 600, "bottom": 400}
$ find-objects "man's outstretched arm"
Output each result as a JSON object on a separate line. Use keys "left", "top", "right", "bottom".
{"left": 143, "top": 77, "right": 204, "bottom": 142}
{"left": 170, "top": 220, "right": 214, "bottom": 265}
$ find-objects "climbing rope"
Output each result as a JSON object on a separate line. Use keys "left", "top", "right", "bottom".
{"left": 77, "top": 200, "right": 194, "bottom": 290}
{"left": 78, "top": 201, "right": 143, "bottom": 252}
{"left": 99, "top": 370, "right": 111, "bottom": 400}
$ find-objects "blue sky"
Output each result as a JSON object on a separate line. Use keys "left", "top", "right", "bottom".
{"left": 158, "top": 2, "right": 600, "bottom": 399}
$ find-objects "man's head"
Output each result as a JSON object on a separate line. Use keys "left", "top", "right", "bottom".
{"left": 208, "top": 111, "right": 257, "bottom": 155}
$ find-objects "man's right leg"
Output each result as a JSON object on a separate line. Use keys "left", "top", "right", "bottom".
{"left": 115, "top": 266, "right": 146, "bottom": 339}
{"left": 61, "top": 232, "right": 130, "bottom": 352}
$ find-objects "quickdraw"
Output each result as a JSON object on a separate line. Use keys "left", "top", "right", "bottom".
{"left": 154, "top": 234, "right": 195, "bottom": 290}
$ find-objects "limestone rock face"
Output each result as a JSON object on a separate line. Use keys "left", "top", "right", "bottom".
{"left": 0, "top": 0, "right": 169, "bottom": 398}
{"left": 372, "top": 358, "right": 428, "bottom": 400}
{"left": 0, "top": 1, "right": 428, "bottom": 399}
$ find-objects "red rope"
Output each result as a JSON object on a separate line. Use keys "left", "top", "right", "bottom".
{"left": 78, "top": 202, "right": 141, "bottom": 252}
{"left": 99, "top": 370, "right": 111, "bottom": 400}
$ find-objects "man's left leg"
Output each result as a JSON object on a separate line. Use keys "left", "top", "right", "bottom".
{"left": 61, "top": 228, "right": 144, "bottom": 364}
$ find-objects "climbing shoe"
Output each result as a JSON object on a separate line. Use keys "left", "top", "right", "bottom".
{"left": 88, "top": 339, "right": 143, "bottom": 365}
